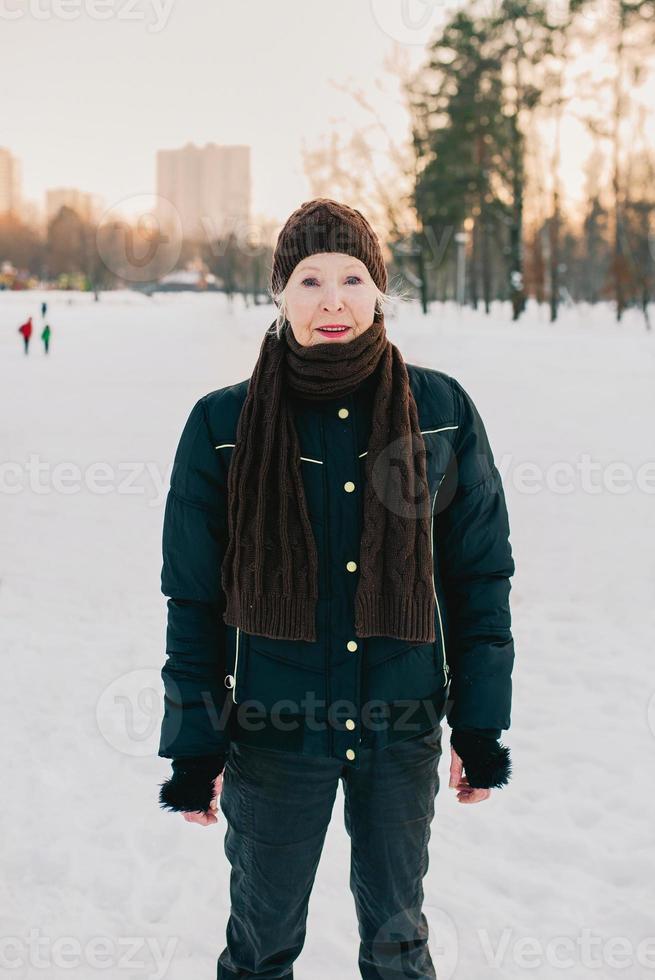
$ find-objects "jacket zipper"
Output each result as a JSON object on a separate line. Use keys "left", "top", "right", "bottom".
{"left": 431, "top": 475, "right": 450, "bottom": 687}
{"left": 232, "top": 627, "right": 240, "bottom": 704}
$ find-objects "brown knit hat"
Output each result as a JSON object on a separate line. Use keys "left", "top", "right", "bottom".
{"left": 271, "top": 198, "right": 388, "bottom": 297}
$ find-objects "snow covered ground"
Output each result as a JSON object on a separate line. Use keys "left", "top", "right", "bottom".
{"left": 1, "top": 289, "right": 654, "bottom": 979}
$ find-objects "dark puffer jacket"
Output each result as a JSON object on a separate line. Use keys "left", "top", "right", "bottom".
{"left": 157, "top": 362, "right": 516, "bottom": 811}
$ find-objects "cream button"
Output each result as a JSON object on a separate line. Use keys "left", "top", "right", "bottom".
{"left": 346, "top": 561, "right": 357, "bottom": 572}
{"left": 338, "top": 408, "right": 349, "bottom": 419}
{"left": 347, "top": 640, "right": 358, "bottom": 652}
{"left": 344, "top": 481, "right": 355, "bottom": 493}
{"left": 224, "top": 674, "right": 235, "bottom": 689}
{"left": 346, "top": 749, "right": 356, "bottom": 760}
{"left": 346, "top": 719, "right": 356, "bottom": 731}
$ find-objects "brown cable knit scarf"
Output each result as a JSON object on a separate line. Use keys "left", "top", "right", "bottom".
{"left": 221, "top": 315, "right": 436, "bottom": 643}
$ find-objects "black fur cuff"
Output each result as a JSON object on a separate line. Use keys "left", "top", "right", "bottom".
{"left": 158, "top": 752, "right": 227, "bottom": 813}
{"left": 450, "top": 729, "right": 512, "bottom": 789}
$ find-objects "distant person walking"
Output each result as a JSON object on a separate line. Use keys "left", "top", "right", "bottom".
{"left": 18, "top": 316, "right": 33, "bottom": 355}
{"left": 41, "top": 300, "right": 48, "bottom": 318}
{"left": 41, "top": 323, "right": 51, "bottom": 354}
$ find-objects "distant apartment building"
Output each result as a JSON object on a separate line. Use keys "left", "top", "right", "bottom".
{"left": 156, "top": 142, "right": 251, "bottom": 241}
{"left": 45, "top": 187, "right": 104, "bottom": 224}
{"left": 20, "top": 199, "right": 45, "bottom": 231}
{"left": 0, "top": 147, "right": 21, "bottom": 215}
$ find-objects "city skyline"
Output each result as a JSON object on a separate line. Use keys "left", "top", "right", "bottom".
{"left": 0, "top": 1, "right": 420, "bottom": 229}
{"left": 0, "top": 140, "right": 254, "bottom": 236}
{"left": 2, "top": 1, "right": 654, "bottom": 234}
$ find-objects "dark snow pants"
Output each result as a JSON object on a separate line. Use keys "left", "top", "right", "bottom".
{"left": 216, "top": 726, "right": 444, "bottom": 979}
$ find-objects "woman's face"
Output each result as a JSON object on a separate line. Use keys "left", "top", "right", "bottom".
{"left": 283, "top": 252, "right": 378, "bottom": 346}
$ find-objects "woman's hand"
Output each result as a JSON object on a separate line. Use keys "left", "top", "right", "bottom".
{"left": 448, "top": 728, "right": 511, "bottom": 800}
{"left": 183, "top": 773, "right": 224, "bottom": 826}
{"left": 159, "top": 752, "right": 227, "bottom": 818}
{"left": 449, "top": 746, "right": 491, "bottom": 804}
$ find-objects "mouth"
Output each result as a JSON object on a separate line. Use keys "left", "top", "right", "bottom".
{"left": 315, "top": 325, "right": 352, "bottom": 338}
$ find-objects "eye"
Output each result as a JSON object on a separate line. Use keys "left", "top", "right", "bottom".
{"left": 300, "top": 276, "right": 362, "bottom": 286}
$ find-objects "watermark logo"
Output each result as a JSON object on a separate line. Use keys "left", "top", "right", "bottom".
{"left": 369, "top": 906, "right": 459, "bottom": 979}
{"left": 96, "top": 193, "right": 182, "bottom": 283}
{"left": 369, "top": 0, "right": 444, "bottom": 45}
{"left": 96, "top": 666, "right": 165, "bottom": 757}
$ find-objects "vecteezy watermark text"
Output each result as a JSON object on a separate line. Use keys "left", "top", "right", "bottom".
{"left": 0, "top": 0, "right": 174, "bottom": 32}
{"left": 0, "top": 456, "right": 172, "bottom": 508}
{"left": 96, "top": 666, "right": 451, "bottom": 756}
{"left": 0, "top": 929, "right": 177, "bottom": 978}
{"left": 2, "top": 452, "right": 655, "bottom": 509}
{"left": 478, "top": 926, "right": 655, "bottom": 970}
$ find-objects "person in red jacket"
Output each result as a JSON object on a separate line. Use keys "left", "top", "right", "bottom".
{"left": 18, "top": 316, "right": 33, "bottom": 355}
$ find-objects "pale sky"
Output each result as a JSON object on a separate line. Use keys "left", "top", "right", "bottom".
{"left": 0, "top": 0, "right": 431, "bottom": 226}
{"left": 2, "top": 0, "right": 652, "bottom": 230}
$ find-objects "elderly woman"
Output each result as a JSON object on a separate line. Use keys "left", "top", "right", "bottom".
{"left": 157, "top": 199, "right": 515, "bottom": 980}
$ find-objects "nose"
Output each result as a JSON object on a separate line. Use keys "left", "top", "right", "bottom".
{"left": 321, "top": 282, "right": 344, "bottom": 311}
